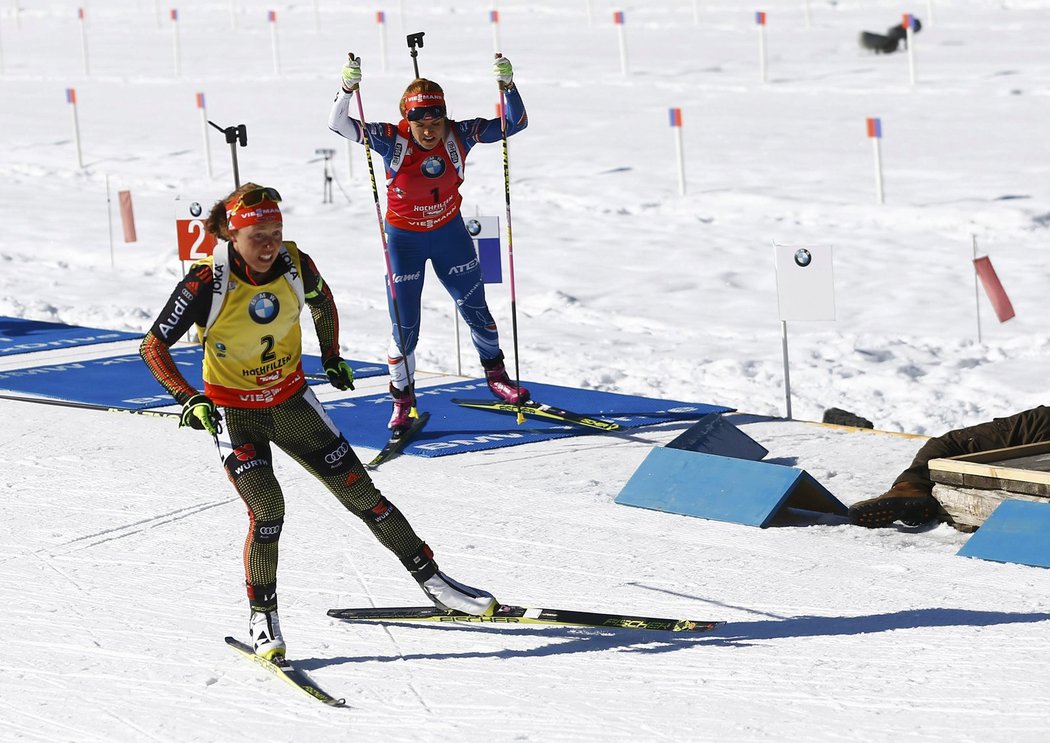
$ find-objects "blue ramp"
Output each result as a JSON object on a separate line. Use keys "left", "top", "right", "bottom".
{"left": 0, "top": 316, "right": 140, "bottom": 356}
{"left": 665, "top": 413, "right": 768, "bottom": 461}
{"left": 0, "top": 347, "right": 386, "bottom": 409}
{"left": 958, "top": 500, "right": 1050, "bottom": 569}
{"left": 615, "top": 447, "right": 847, "bottom": 528}
{"left": 324, "top": 380, "right": 730, "bottom": 458}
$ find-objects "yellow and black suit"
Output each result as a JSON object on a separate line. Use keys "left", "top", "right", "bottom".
{"left": 141, "top": 242, "right": 430, "bottom": 612}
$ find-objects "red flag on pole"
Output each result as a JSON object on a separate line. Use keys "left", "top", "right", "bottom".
{"left": 973, "top": 256, "right": 1015, "bottom": 322}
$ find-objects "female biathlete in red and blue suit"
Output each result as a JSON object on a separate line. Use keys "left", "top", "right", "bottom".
{"left": 328, "top": 55, "right": 529, "bottom": 433}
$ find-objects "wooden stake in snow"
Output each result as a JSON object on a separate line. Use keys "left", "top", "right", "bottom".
{"left": 755, "top": 11, "right": 767, "bottom": 84}
{"left": 866, "top": 117, "right": 884, "bottom": 204}
{"left": 170, "top": 9, "right": 181, "bottom": 77}
{"left": 67, "top": 87, "right": 84, "bottom": 168}
{"left": 613, "top": 11, "right": 627, "bottom": 76}
{"left": 268, "top": 10, "right": 280, "bottom": 75}
{"left": 669, "top": 108, "right": 685, "bottom": 196}
{"left": 197, "top": 92, "right": 213, "bottom": 178}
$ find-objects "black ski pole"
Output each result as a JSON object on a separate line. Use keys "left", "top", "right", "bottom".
{"left": 347, "top": 52, "right": 418, "bottom": 418}
{"left": 495, "top": 53, "right": 525, "bottom": 423}
{"left": 0, "top": 391, "right": 180, "bottom": 419}
{"left": 406, "top": 32, "right": 425, "bottom": 77}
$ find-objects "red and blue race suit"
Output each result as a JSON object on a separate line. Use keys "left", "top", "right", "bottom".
{"left": 328, "top": 86, "right": 527, "bottom": 387}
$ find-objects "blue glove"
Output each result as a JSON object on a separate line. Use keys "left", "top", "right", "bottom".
{"left": 180, "top": 393, "right": 222, "bottom": 435}
{"left": 323, "top": 356, "right": 355, "bottom": 391}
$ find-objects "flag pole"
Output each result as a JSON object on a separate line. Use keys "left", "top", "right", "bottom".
{"left": 972, "top": 234, "right": 983, "bottom": 343}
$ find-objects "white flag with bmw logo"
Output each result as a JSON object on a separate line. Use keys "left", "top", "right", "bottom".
{"left": 774, "top": 242, "right": 835, "bottom": 322}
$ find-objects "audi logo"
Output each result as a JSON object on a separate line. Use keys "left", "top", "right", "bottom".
{"left": 325, "top": 442, "right": 350, "bottom": 464}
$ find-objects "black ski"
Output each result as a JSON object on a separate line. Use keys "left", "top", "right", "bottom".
{"left": 225, "top": 636, "right": 346, "bottom": 707}
{"left": 365, "top": 411, "right": 431, "bottom": 469}
{"left": 451, "top": 398, "right": 621, "bottom": 431}
{"left": 327, "top": 604, "right": 722, "bottom": 633}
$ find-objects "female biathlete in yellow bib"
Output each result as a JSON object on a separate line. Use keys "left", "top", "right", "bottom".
{"left": 140, "top": 184, "right": 498, "bottom": 660}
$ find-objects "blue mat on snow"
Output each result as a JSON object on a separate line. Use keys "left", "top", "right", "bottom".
{"left": 0, "top": 316, "right": 141, "bottom": 357}
{"left": 0, "top": 347, "right": 387, "bottom": 409}
{"left": 324, "top": 379, "right": 732, "bottom": 458}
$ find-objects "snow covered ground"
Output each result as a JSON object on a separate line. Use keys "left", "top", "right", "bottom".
{"left": 2, "top": 1, "right": 1050, "bottom": 740}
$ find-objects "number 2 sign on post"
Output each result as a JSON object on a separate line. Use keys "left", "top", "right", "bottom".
{"left": 175, "top": 196, "right": 218, "bottom": 266}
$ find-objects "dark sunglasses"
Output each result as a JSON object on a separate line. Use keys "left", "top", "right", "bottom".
{"left": 406, "top": 105, "right": 446, "bottom": 122}
{"left": 229, "top": 187, "right": 282, "bottom": 214}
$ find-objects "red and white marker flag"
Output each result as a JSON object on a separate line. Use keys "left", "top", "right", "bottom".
{"left": 171, "top": 9, "right": 181, "bottom": 76}
{"left": 755, "top": 11, "right": 767, "bottom": 83}
{"left": 903, "top": 14, "right": 917, "bottom": 85}
{"left": 669, "top": 108, "right": 685, "bottom": 195}
{"left": 119, "top": 191, "right": 137, "bottom": 243}
{"left": 268, "top": 10, "right": 280, "bottom": 74}
{"left": 973, "top": 256, "right": 1015, "bottom": 323}
{"left": 613, "top": 11, "right": 628, "bottom": 76}
{"left": 197, "top": 92, "right": 213, "bottom": 178}
{"left": 0, "top": 11, "right": 6, "bottom": 76}
{"left": 376, "top": 11, "right": 388, "bottom": 72}
{"left": 67, "top": 88, "right": 84, "bottom": 168}
{"left": 78, "top": 8, "right": 90, "bottom": 75}
{"left": 866, "top": 117, "right": 884, "bottom": 204}
{"left": 490, "top": 10, "right": 501, "bottom": 56}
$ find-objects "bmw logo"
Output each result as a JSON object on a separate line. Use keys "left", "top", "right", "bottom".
{"left": 466, "top": 219, "right": 482, "bottom": 236}
{"left": 189, "top": 201, "right": 203, "bottom": 217}
{"left": 794, "top": 249, "right": 813, "bottom": 268}
{"left": 421, "top": 156, "right": 446, "bottom": 178}
{"left": 249, "top": 293, "right": 280, "bottom": 324}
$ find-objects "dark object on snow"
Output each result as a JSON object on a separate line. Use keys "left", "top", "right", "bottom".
{"left": 859, "top": 17, "right": 922, "bottom": 54}
{"left": 822, "top": 408, "right": 874, "bottom": 429}
{"left": 848, "top": 482, "right": 939, "bottom": 528}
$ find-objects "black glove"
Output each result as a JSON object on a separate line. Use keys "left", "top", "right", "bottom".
{"left": 323, "top": 357, "right": 355, "bottom": 391}
{"left": 180, "top": 393, "right": 222, "bottom": 435}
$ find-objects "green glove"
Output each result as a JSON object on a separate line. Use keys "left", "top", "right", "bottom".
{"left": 323, "top": 356, "right": 355, "bottom": 391}
{"left": 493, "top": 56, "right": 514, "bottom": 89}
{"left": 341, "top": 55, "right": 362, "bottom": 92}
{"left": 180, "top": 394, "right": 222, "bottom": 435}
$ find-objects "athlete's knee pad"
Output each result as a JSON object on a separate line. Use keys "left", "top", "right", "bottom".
{"left": 253, "top": 517, "right": 284, "bottom": 544}
{"left": 306, "top": 435, "right": 360, "bottom": 477}
{"left": 224, "top": 440, "right": 273, "bottom": 483}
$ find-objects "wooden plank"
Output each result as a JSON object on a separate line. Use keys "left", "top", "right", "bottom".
{"left": 928, "top": 440, "right": 1050, "bottom": 489}
{"left": 930, "top": 440, "right": 1050, "bottom": 466}
{"left": 932, "top": 483, "right": 1050, "bottom": 531}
